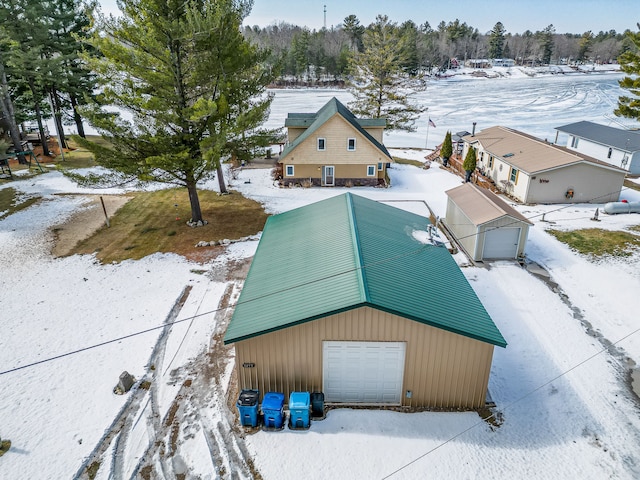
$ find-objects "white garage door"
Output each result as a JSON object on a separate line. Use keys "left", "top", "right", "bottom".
{"left": 482, "top": 227, "right": 521, "bottom": 259}
{"left": 323, "top": 341, "right": 405, "bottom": 404}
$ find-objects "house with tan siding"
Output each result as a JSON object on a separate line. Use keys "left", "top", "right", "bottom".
{"left": 461, "top": 126, "right": 626, "bottom": 204}
{"left": 224, "top": 193, "right": 507, "bottom": 410}
{"left": 279, "top": 97, "right": 392, "bottom": 187}
{"left": 445, "top": 183, "right": 533, "bottom": 262}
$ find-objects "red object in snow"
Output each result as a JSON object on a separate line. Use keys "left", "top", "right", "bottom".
{"left": 621, "top": 199, "right": 629, "bottom": 203}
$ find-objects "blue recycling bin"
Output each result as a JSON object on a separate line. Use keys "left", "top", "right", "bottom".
{"left": 236, "top": 389, "right": 259, "bottom": 427}
{"left": 289, "top": 391, "right": 310, "bottom": 429}
{"left": 261, "top": 392, "right": 285, "bottom": 429}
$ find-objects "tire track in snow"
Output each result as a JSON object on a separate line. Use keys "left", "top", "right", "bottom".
{"left": 127, "top": 262, "right": 257, "bottom": 479}
{"left": 73, "top": 286, "right": 192, "bottom": 480}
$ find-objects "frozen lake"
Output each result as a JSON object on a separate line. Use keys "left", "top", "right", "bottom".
{"left": 65, "top": 72, "right": 640, "bottom": 150}
{"left": 266, "top": 72, "right": 640, "bottom": 149}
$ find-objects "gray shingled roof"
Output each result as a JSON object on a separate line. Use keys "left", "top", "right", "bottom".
{"left": 463, "top": 126, "right": 627, "bottom": 174}
{"left": 556, "top": 121, "right": 640, "bottom": 152}
{"left": 280, "top": 97, "right": 391, "bottom": 160}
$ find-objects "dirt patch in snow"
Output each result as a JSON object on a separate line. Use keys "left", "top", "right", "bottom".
{"left": 51, "top": 194, "right": 132, "bottom": 257}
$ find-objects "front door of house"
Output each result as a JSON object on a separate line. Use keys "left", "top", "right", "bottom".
{"left": 322, "top": 166, "right": 335, "bottom": 186}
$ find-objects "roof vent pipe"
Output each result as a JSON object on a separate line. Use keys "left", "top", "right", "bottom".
{"left": 472, "top": 122, "right": 477, "bottom": 136}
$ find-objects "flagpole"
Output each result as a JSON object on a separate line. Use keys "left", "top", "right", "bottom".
{"left": 424, "top": 108, "right": 430, "bottom": 149}
{"left": 425, "top": 119, "right": 430, "bottom": 149}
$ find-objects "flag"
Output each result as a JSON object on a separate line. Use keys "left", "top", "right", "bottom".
{"left": 428, "top": 118, "right": 436, "bottom": 128}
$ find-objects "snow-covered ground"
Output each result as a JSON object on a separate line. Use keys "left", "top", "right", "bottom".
{"left": 3, "top": 77, "right": 640, "bottom": 479}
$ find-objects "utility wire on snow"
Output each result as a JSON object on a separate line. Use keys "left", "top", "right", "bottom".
{"left": 0, "top": 244, "right": 431, "bottom": 376}
{"left": 0, "top": 185, "right": 636, "bottom": 376}
{"left": 380, "top": 324, "right": 640, "bottom": 479}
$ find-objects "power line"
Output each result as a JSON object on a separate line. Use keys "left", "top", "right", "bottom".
{"left": 448, "top": 184, "right": 635, "bottom": 244}
{"left": 0, "top": 242, "right": 432, "bottom": 377}
{"left": 1, "top": 182, "right": 634, "bottom": 375}
{"left": 381, "top": 324, "right": 640, "bottom": 479}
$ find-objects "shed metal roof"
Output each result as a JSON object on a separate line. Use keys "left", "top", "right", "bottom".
{"left": 463, "top": 126, "right": 626, "bottom": 174}
{"left": 280, "top": 97, "right": 391, "bottom": 160}
{"left": 224, "top": 193, "right": 507, "bottom": 348}
{"left": 555, "top": 120, "right": 640, "bottom": 153}
{"left": 446, "top": 183, "right": 533, "bottom": 226}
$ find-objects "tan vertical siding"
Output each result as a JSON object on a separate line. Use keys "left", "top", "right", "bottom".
{"left": 233, "top": 306, "right": 495, "bottom": 409}
{"left": 446, "top": 198, "right": 530, "bottom": 261}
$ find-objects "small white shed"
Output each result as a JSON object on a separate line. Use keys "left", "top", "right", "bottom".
{"left": 445, "top": 183, "right": 533, "bottom": 261}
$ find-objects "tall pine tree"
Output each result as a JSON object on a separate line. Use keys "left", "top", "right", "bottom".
{"left": 488, "top": 22, "right": 506, "bottom": 59}
{"left": 76, "top": 0, "right": 274, "bottom": 224}
{"left": 538, "top": 24, "right": 555, "bottom": 65}
{"left": 348, "top": 15, "right": 426, "bottom": 132}
{"left": 0, "top": 0, "right": 55, "bottom": 156}
{"left": 0, "top": 36, "right": 24, "bottom": 156}
{"left": 45, "top": 0, "right": 97, "bottom": 142}
{"left": 615, "top": 25, "right": 640, "bottom": 120}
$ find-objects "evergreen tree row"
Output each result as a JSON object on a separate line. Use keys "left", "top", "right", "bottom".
{"left": 243, "top": 16, "right": 637, "bottom": 83}
{"left": 0, "top": 0, "right": 96, "bottom": 157}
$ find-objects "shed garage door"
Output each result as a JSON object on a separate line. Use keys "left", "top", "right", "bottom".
{"left": 482, "top": 227, "right": 521, "bottom": 259}
{"left": 323, "top": 341, "right": 405, "bottom": 404}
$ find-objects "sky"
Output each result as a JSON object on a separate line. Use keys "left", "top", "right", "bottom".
{"left": 99, "top": 0, "right": 640, "bottom": 34}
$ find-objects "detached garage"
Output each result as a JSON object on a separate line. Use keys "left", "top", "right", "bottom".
{"left": 445, "top": 183, "right": 533, "bottom": 262}
{"left": 224, "top": 193, "right": 507, "bottom": 409}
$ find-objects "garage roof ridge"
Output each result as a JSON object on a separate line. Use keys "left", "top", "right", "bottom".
{"left": 345, "top": 192, "right": 370, "bottom": 303}
{"left": 223, "top": 193, "right": 507, "bottom": 349}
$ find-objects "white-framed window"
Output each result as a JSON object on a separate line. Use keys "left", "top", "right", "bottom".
{"left": 367, "top": 165, "right": 376, "bottom": 176}
{"left": 317, "top": 138, "right": 326, "bottom": 151}
{"left": 377, "top": 162, "right": 383, "bottom": 171}
{"left": 285, "top": 165, "right": 294, "bottom": 176}
{"left": 510, "top": 167, "right": 518, "bottom": 183}
{"left": 570, "top": 136, "right": 579, "bottom": 148}
{"left": 347, "top": 138, "right": 356, "bottom": 151}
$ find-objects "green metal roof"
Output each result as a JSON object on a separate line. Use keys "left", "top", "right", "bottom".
{"left": 224, "top": 193, "right": 507, "bottom": 348}
{"left": 280, "top": 97, "right": 391, "bottom": 160}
